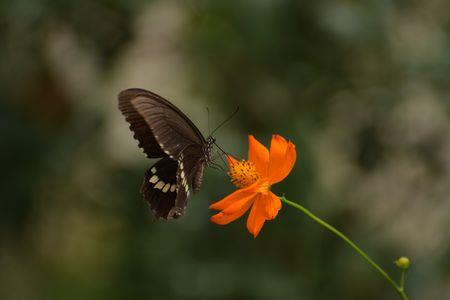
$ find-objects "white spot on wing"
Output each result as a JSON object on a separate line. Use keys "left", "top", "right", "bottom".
{"left": 154, "top": 181, "right": 165, "bottom": 190}
{"left": 170, "top": 184, "right": 176, "bottom": 192}
{"left": 151, "top": 167, "right": 156, "bottom": 173}
{"left": 162, "top": 183, "right": 171, "bottom": 193}
{"left": 149, "top": 175, "right": 159, "bottom": 183}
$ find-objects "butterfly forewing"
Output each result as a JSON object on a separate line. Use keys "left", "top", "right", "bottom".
{"left": 127, "top": 89, "right": 205, "bottom": 160}
{"left": 118, "top": 89, "right": 165, "bottom": 158}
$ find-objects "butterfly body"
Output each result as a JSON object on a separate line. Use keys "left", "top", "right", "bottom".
{"left": 118, "top": 88, "right": 214, "bottom": 219}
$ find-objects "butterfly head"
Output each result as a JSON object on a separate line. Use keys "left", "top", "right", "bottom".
{"left": 205, "top": 136, "right": 216, "bottom": 164}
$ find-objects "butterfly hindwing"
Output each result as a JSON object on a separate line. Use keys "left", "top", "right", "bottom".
{"left": 141, "top": 157, "right": 178, "bottom": 219}
{"left": 169, "top": 145, "right": 205, "bottom": 218}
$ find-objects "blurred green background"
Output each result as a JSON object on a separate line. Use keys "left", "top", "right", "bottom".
{"left": 1, "top": 1, "right": 449, "bottom": 299}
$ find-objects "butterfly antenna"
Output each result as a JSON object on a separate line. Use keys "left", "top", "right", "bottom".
{"left": 211, "top": 106, "right": 239, "bottom": 135}
{"left": 206, "top": 107, "right": 211, "bottom": 135}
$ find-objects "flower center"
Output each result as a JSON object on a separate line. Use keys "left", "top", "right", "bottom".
{"left": 228, "top": 159, "right": 261, "bottom": 188}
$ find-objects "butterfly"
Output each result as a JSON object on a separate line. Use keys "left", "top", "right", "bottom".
{"left": 118, "top": 88, "right": 217, "bottom": 220}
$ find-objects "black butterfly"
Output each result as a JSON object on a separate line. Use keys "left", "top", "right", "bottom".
{"left": 118, "top": 88, "right": 216, "bottom": 220}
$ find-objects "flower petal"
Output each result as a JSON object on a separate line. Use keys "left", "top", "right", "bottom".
{"left": 265, "top": 192, "right": 282, "bottom": 220}
{"left": 210, "top": 198, "right": 254, "bottom": 225}
{"left": 248, "top": 135, "right": 269, "bottom": 176}
{"left": 222, "top": 194, "right": 255, "bottom": 215}
{"left": 246, "top": 194, "right": 266, "bottom": 238}
{"left": 209, "top": 183, "right": 257, "bottom": 211}
{"left": 268, "top": 135, "right": 297, "bottom": 184}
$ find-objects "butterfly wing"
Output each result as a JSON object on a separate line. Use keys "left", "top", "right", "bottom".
{"left": 118, "top": 89, "right": 166, "bottom": 158}
{"left": 169, "top": 145, "right": 206, "bottom": 218}
{"left": 142, "top": 147, "right": 207, "bottom": 220}
{"left": 119, "top": 88, "right": 206, "bottom": 160}
{"left": 141, "top": 157, "right": 179, "bottom": 219}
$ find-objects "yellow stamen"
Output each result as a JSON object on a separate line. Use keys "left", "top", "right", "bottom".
{"left": 228, "top": 159, "right": 261, "bottom": 188}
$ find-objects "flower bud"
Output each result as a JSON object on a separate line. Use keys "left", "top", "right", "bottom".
{"left": 395, "top": 256, "right": 411, "bottom": 270}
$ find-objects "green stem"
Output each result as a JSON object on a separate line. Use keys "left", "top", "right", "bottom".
{"left": 399, "top": 269, "right": 407, "bottom": 295}
{"left": 280, "top": 196, "right": 408, "bottom": 300}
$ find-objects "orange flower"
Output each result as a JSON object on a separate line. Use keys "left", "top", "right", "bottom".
{"left": 209, "top": 135, "right": 297, "bottom": 237}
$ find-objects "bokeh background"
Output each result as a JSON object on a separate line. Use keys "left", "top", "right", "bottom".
{"left": 1, "top": 1, "right": 450, "bottom": 299}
